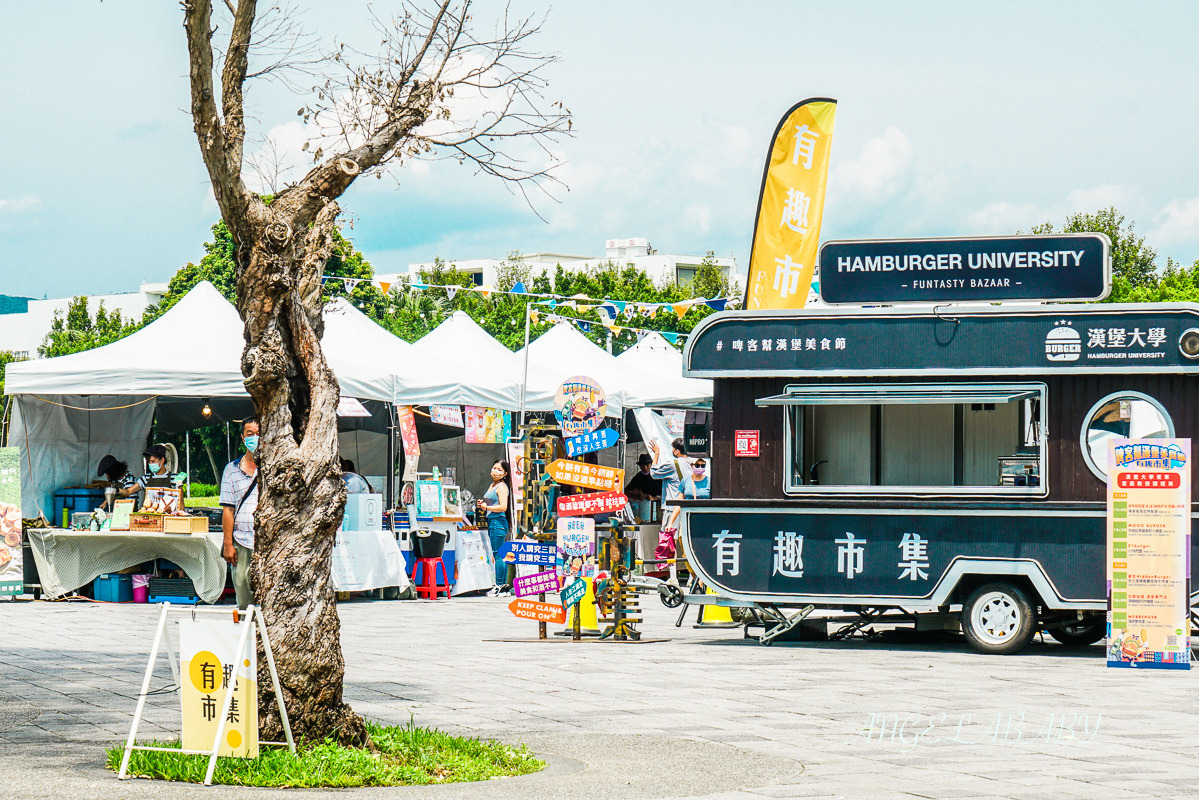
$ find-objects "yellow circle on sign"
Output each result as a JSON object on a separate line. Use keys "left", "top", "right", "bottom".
{"left": 243, "top": 658, "right": 250, "bottom": 668}
{"left": 227, "top": 729, "right": 242, "bottom": 748}
{"left": 189, "top": 651, "right": 223, "bottom": 693}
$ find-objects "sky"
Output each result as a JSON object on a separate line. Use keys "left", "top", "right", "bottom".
{"left": 2, "top": 1, "right": 1199, "bottom": 299}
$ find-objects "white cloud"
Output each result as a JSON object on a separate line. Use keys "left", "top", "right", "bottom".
{"left": 1066, "top": 184, "right": 1133, "bottom": 214}
{"left": 968, "top": 201, "right": 1046, "bottom": 235}
{"left": 833, "top": 126, "right": 913, "bottom": 202}
{"left": 1152, "top": 197, "right": 1199, "bottom": 246}
{"left": 0, "top": 195, "right": 40, "bottom": 213}
{"left": 685, "top": 203, "right": 711, "bottom": 234}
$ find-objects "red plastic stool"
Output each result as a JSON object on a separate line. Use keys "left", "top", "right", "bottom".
{"left": 412, "top": 558, "right": 449, "bottom": 599}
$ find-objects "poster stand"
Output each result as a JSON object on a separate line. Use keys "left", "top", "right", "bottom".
{"left": 117, "top": 603, "right": 295, "bottom": 786}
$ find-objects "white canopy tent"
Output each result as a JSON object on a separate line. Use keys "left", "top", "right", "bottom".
{"left": 518, "top": 323, "right": 711, "bottom": 411}
{"left": 4, "top": 283, "right": 547, "bottom": 513}
{"left": 616, "top": 331, "right": 713, "bottom": 399}
{"left": 412, "top": 311, "right": 560, "bottom": 413}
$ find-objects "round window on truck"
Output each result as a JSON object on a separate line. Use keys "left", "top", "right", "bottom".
{"left": 1079, "top": 391, "right": 1174, "bottom": 481}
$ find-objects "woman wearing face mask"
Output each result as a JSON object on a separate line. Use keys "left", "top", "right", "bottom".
{"left": 137, "top": 444, "right": 177, "bottom": 491}
{"left": 476, "top": 460, "right": 511, "bottom": 592}
{"left": 686, "top": 458, "right": 710, "bottom": 499}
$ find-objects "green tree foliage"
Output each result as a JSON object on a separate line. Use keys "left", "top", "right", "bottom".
{"left": 1031, "top": 206, "right": 1158, "bottom": 289}
{"left": 1, "top": 350, "right": 27, "bottom": 397}
{"left": 1109, "top": 257, "right": 1199, "bottom": 303}
{"left": 371, "top": 253, "right": 733, "bottom": 353}
{"left": 39, "top": 297, "right": 139, "bottom": 358}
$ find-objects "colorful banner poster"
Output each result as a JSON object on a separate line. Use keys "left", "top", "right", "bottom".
{"left": 1106, "top": 438, "right": 1191, "bottom": 669}
{"left": 0, "top": 448, "right": 22, "bottom": 597}
{"left": 397, "top": 405, "right": 420, "bottom": 457}
{"left": 663, "top": 410, "right": 686, "bottom": 438}
{"left": 430, "top": 405, "right": 464, "bottom": 428}
{"left": 513, "top": 569, "right": 559, "bottom": 598}
{"left": 508, "top": 598, "right": 566, "bottom": 624}
{"left": 554, "top": 376, "right": 607, "bottom": 438}
{"left": 557, "top": 516, "right": 597, "bottom": 580}
{"left": 745, "top": 98, "right": 837, "bottom": 310}
{"left": 179, "top": 619, "right": 258, "bottom": 757}
{"left": 465, "top": 407, "right": 511, "bottom": 443}
{"left": 506, "top": 442, "right": 525, "bottom": 532}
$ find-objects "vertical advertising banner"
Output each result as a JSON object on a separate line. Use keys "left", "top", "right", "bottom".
{"left": 0, "top": 448, "right": 22, "bottom": 597}
{"left": 396, "top": 405, "right": 420, "bottom": 458}
{"left": 745, "top": 98, "right": 837, "bottom": 310}
{"left": 179, "top": 620, "right": 259, "bottom": 757}
{"left": 1107, "top": 438, "right": 1191, "bottom": 669}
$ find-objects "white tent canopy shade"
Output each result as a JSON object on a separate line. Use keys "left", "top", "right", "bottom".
{"left": 616, "top": 331, "right": 713, "bottom": 399}
{"left": 518, "top": 323, "right": 711, "bottom": 412}
{"left": 412, "top": 311, "right": 560, "bottom": 413}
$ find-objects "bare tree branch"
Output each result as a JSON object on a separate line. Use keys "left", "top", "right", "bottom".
{"left": 220, "top": 0, "right": 256, "bottom": 176}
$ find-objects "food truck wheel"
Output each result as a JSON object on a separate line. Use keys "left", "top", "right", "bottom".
{"left": 962, "top": 583, "right": 1035, "bottom": 655}
{"left": 1046, "top": 619, "right": 1106, "bottom": 646}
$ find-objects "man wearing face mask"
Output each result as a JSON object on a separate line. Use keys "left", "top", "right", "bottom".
{"left": 219, "top": 416, "right": 260, "bottom": 610}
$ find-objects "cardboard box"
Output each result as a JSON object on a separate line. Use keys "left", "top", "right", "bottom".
{"left": 163, "top": 516, "right": 208, "bottom": 534}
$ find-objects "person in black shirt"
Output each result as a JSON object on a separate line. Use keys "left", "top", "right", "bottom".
{"left": 625, "top": 453, "right": 661, "bottom": 522}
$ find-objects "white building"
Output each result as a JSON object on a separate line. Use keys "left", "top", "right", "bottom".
{"left": 383, "top": 238, "right": 740, "bottom": 291}
{"left": 0, "top": 282, "right": 168, "bottom": 359}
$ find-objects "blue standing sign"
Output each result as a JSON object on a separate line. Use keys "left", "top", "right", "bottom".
{"left": 564, "top": 427, "right": 619, "bottom": 458}
{"left": 498, "top": 541, "right": 556, "bottom": 567}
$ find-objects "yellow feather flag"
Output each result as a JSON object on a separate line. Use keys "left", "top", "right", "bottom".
{"left": 745, "top": 98, "right": 837, "bottom": 310}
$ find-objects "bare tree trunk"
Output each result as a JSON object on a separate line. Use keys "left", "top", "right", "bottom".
{"left": 236, "top": 205, "right": 367, "bottom": 747}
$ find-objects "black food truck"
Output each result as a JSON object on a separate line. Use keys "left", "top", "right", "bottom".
{"left": 679, "top": 302, "right": 1199, "bottom": 653}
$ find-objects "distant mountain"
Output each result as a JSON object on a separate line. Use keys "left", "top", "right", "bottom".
{"left": 0, "top": 295, "right": 34, "bottom": 315}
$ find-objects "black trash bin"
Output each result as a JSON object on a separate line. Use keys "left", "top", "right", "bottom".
{"left": 411, "top": 529, "right": 447, "bottom": 559}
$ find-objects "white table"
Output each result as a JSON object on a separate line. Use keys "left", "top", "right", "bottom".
{"left": 25, "top": 528, "right": 226, "bottom": 603}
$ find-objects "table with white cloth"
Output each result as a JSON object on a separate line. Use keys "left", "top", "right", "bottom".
{"left": 25, "top": 528, "right": 226, "bottom": 603}
{"left": 331, "top": 529, "right": 410, "bottom": 593}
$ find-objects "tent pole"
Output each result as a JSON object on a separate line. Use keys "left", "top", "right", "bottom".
{"left": 185, "top": 432, "right": 191, "bottom": 498}
{"left": 519, "top": 301, "right": 531, "bottom": 429}
{"left": 386, "top": 404, "right": 395, "bottom": 510}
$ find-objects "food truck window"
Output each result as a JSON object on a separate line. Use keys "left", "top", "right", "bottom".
{"left": 763, "top": 383, "right": 1046, "bottom": 495}
{"left": 1080, "top": 391, "right": 1174, "bottom": 481}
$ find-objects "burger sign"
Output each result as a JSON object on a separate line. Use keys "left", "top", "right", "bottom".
{"left": 1044, "top": 321, "right": 1081, "bottom": 362}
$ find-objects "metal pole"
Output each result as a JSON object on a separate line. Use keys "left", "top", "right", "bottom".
{"left": 519, "top": 301, "right": 532, "bottom": 428}
{"left": 185, "top": 432, "right": 191, "bottom": 499}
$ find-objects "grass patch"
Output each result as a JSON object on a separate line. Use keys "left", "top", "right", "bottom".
{"left": 106, "top": 721, "right": 544, "bottom": 787}
{"left": 184, "top": 495, "right": 219, "bottom": 507}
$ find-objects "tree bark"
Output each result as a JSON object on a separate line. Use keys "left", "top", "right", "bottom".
{"left": 236, "top": 203, "right": 368, "bottom": 747}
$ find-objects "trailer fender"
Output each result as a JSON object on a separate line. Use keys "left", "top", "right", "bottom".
{"left": 928, "top": 558, "right": 1099, "bottom": 611}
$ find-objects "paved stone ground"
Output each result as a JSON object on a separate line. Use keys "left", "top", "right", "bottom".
{"left": 1, "top": 594, "right": 1198, "bottom": 799}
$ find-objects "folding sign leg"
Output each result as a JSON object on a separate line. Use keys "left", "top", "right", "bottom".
{"left": 119, "top": 602, "right": 171, "bottom": 780}
{"left": 255, "top": 608, "right": 296, "bottom": 753}
{"left": 203, "top": 606, "right": 256, "bottom": 786}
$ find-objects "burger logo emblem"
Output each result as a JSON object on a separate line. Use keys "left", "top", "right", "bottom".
{"left": 1044, "top": 323, "right": 1081, "bottom": 362}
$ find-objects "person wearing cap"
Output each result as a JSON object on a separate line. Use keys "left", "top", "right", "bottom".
{"left": 95, "top": 454, "right": 139, "bottom": 504}
{"left": 136, "top": 444, "right": 177, "bottom": 491}
{"left": 624, "top": 452, "right": 662, "bottom": 523}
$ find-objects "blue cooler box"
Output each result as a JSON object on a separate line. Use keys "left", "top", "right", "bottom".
{"left": 53, "top": 487, "right": 108, "bottom": 526}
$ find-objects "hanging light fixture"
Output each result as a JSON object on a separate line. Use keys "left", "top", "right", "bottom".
{"left": 201, "top": 399, "right": 213, "bottom": 419}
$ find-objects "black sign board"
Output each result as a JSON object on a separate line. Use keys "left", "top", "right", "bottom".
{"left": 683, "top": 424, "right": 710, "bottom": 455}
{"left": 685, "top": 307, "right": 1199, "bottom": 376}
{"left": 818, "top": 234, "right": 1110, "bottom": 305}
{"left": 686, "top": 510, "right": 1100, "bottom": 602}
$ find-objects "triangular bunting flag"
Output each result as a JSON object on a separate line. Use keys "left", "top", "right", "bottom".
{"left": 635, "top": 330, "right": 647, "bottom": 342}
{"left": 672, "top": 301, "right": 691, "bottom": 319}
{"left": 612, "top": 325, "right": 624, "bottom": 335}
{"left": 413, "top": 283, "right": 429, "bottom": 290}
{"left": 706, "top": 298, "right": 727, "bottom": 311}
{"left": 512, "top": 281, "right": 527, "bottom": 294}
{"left": 662, "top": 331, "right": 680, "bottom": 345}
{"left": 530, "top": 310, "right": 540, "bottom": 324}
{"left": 610, "top": 300, "right": 627, "bottom": 314}
{"left": 446, "top": 286, "right": 458, "bottom": 301}
{"left": 576, "top": 320, "right": 591, "bottom": 332}
{"left": 647, "top": 306, "right": 659, "bottom": 319}
{"left": 379, "top": 281, "right": 391, "bottom": 294}
{"left": 320, "top": 277, "right": 329, "bottom": 285}
{"left": 346, "top": 279, "right": 360, "bottom": 292}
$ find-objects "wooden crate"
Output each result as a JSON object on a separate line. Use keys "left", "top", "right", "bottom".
{"left": 162, "top": 515, "right": 208, "bottom": 534}
{"left": 128, "top": 513, "right": 164, "bottom": 532}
